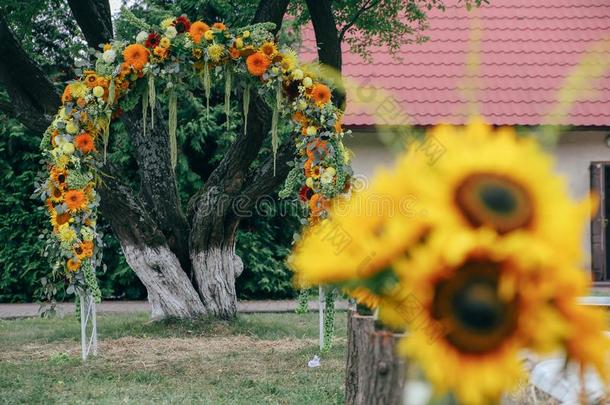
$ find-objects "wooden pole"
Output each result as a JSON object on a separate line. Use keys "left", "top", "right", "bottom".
{"left": 345, "top": 310, "right": 406, "bottom": 405}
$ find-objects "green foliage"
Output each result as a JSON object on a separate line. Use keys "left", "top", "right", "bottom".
{"left": 289, "top": 0, "right": 488, "bottom": 61}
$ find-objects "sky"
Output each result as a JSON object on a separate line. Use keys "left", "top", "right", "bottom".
{"left": 109, "top": 0, "right": 127, "bottom": 15}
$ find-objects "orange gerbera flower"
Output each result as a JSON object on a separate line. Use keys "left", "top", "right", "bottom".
{"left": 229, "top": 47, "right": 240, "bottom": 59}
{"left": 74, "top": 133, "right": 95, "bottom": 154}
{"left": 246, "top": 52, "right": 270, "bottom": 76}
{"left": 64, "top": 190, "right": 88, "bottom": 212}
{"left": 212, "top": 22, "right": 226, "bottom": 30}
{"left": 189, "top": 21, "right": 210, "bottom": 44}
{"left": 66, "top": 258, "right": 80, "bottom": 272}
{"left": 309, "top": 193, "right": 328, "bottom": 217}
{"left": 61, "top": 85, "right": 72, "bottom": 103}
{"left": 310, "top": 83, "right": 331, "bottom": 105}
{"left": 122, "top": 44, "right": 149, "bottom": 70}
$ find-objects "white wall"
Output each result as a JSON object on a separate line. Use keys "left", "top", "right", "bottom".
{"left": 554, "top": 131, "right": 610, "bottom": 266}
{"left": 346, "top": 129, "right": 610, "bottom": 269}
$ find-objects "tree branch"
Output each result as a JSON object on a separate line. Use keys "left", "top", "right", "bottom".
{"left": 253, "top": 0, "right": 291, "bottom": 35}
{"left": 241, "top": 140, "right": 295, "bottom": 205}
{"left": 0, "top": 13, "right": 59, "bottom": 133}
{"left": 304, "top": 0, "right": 345, "bottom": 107}
{"left": 67, "top": 0, "right": 113, "bottom": 49}
{"left": 338, "top": 0, "right": 379, "bottom": 42}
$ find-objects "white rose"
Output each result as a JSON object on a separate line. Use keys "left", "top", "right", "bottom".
{"left": 102, "top": 49, "right": 116, "bottom": 63}
{"left": 302, "top": 77, "right": 313, "bottom": 88}
{"left": 136, "top": 31, "right": 148, "bottom": 44}
{"left": 291, "top": 69, "right": 304, "bottom": 80}
{"left": 165, "top": 26, "right": 177, "bottom": 39}
{"left": 306, "top": 126, "right": 317, "bottom": 136}
{"left": 61, "top": 142, "right": 75, "bottom": 155}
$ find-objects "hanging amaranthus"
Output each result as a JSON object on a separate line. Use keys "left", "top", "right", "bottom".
{"left": 224, "top": 66, "right": 232, "bottom": 130}
{"left": 242, "top": 83, "right": 250, "bottom": 135}
{"left": 271, "top": 82, "right": 281, "bottom": 175}
{"left": 148, "top": 72, "right": 156, "bottom": 128}
{"left": 168, "top": 84, "right": 178, "bottom": 169}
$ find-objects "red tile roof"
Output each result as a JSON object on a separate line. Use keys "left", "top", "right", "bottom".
{"left": 299, "top": 0, "right": 610, "bottom": 126}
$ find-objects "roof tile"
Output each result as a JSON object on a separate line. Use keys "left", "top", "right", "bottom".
{"left": 300, "top": 1, "right": 610, "bottom": 126}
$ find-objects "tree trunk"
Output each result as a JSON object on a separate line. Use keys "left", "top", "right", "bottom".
{"left": 121, "top": 242, "right": 206, "bottom": 319}
{"left": 346, "top": 310, "right": 406, "bottom": 405}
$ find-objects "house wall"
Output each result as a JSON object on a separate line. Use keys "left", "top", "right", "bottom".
{"left": 345, "top": 129, "right": 610, "bottom": 268}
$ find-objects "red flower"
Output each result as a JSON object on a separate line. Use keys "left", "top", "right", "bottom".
{"left": 145, "top": 32, "right": 161, "bottom": 49}
{"left": 173, "top": 15, "right": 191, "bottom": 33}
{"left": 299, "top": 185, "right": 314, "bottom": 202}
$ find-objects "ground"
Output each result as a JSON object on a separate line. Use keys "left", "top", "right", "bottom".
{"left": 0, "top": 312, "right": 347, "bottom": 404}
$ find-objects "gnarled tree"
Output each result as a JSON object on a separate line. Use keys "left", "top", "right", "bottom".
{"left": 0, "top": 0, "right": 484, "bottom": 319}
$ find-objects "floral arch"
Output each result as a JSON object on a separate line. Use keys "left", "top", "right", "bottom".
{"left": 37, "top": 12, "right": 352, "bottom": 299}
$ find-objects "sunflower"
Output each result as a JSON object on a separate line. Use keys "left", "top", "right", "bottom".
{"left": 412, "top": 120, "right": 591, "bottom": 264}
{"left": 246, "top": 52, "right": 270, "bottom": 76}
{"left": 74, "top": 240, "right": 94, "bottom": 260}
{"left": 189, "top": 21, "right": 210, "bottom": 44}
{"left": 85, "top": 74, "right": 98, "bottom": 88}
{"left": 50, "top": 166, "right": 68, "bottom": 187}
{"left": 260, "top": 41, "right": 277, "bottom": 58}
{"left": 144, "top": 32, "right": 161, "bottom": 49}
{"left": 66, "top": 258, "right": 80, "bottom": 272}
{"left": 122, "top": 44, "right": 149, "bottom": 71}
{"left": 51, "top": 211, "right": 71, "bottom": 231}
{"left": 64, "top": 189, "right": 88, "bottom": 212}
{"left": 310, "top": 83, "right": 331, "bottom": 105}
{"left": 391, "top": 229, "right": 568, "bottom": 405}
{"left": 290, "top": 166, "right": 430, "bottom": 287}
{"left": 173, "top": 15, "right": 191, "bottom": 33}
{"left": 74, "top": 132, "right": 95, "bottom": 154}
{"left": 49, "top": 185, "right": 64, "bottom": 203}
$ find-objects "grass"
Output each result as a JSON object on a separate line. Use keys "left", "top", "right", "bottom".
{"left": 0, "top": 312, "right": 348, "bottom": 405}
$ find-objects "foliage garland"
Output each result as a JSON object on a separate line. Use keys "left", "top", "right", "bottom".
{"left": 35, "top": 10, "right": 352, "bottom": 298}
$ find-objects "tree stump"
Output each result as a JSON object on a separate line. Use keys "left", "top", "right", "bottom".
{"left": 345, "top": 310, "right": 406, "bottom": 405}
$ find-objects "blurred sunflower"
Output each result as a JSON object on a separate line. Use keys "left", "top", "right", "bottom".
{"left": 391, "top": 229, "right": 569, "bottom": 405}
{"left": 413, "top": 121, "right": 591, "bottom": 263}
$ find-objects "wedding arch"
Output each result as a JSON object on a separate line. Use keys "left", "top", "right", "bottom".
{"left": 36, "top": 11, "right": 352, "bottom": 333}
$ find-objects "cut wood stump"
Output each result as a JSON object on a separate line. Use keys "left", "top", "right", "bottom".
{"left": 345, "top": 310, "right": 406, "bottom": 405}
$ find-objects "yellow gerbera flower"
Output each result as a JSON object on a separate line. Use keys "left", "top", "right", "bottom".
{"left": 207, "top": 43, "right": 225, "bottom": 62}
{"left": 69, "top": 81, "right": 88, "bottom": 98}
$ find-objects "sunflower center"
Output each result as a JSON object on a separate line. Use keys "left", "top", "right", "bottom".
{"left": 432, "top": 261, "right": 518, "bottom": 354}
{"left": 455, "top": 173, "right": 533, "bottom": 234}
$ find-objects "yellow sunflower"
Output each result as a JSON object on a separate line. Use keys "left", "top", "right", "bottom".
{"left": 409, "top": 120, "right": 592, "bottom": 264}
{"left": 390, "top": 229, "right": 571, "bottom": 405}
{"left": 290, "top": 164, "right": 430, "bottom": 289}
{"left": 260, "top": 41, "right": 277, "bottom": 58}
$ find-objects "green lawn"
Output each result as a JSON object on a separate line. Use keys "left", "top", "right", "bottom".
{"left": 0, "top": 312, "right": 347, "bottom": 405}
